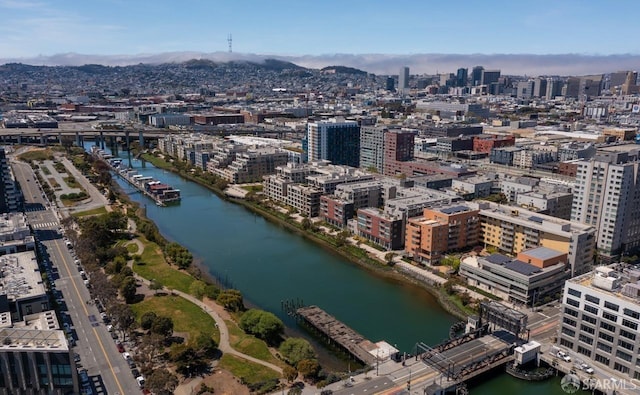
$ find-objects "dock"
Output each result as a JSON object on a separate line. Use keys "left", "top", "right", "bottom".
{"left": 91, "top": 147, "right": 181, "bottom": 206}
{"left": 296, "top": 306, "right": 377, "bottom": 365}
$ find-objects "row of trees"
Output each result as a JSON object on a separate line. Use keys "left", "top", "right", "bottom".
{"left": 163, "top": 242, "right": 193, "bottom": 269}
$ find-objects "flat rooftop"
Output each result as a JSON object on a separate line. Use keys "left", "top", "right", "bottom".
{"left": 0, "top": 251, "right": 46, "bottom": 302}
{"left": 0, "top": 327, "right": 68, "bottom": 351}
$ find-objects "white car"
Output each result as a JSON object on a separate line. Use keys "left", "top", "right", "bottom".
{"left": 123, "top": 352, "right": 131, "bottom": 361}
{"left": 557, "top": 352, "right": 571, "bottom": 362}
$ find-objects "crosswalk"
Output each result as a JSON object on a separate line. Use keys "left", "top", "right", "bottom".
{"left": 25, "top": 206, "right": 46, "bottom": 212}
{"left": 31, "top": 222, "right": 59, "bottom": 229}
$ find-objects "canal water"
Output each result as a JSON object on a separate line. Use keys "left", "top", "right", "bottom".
{"left": 97, "top": 146, "right": 584, "bottom": 394}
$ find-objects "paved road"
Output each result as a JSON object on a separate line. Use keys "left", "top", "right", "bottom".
{"left": 58, "top": 155, "right": 110, "bottom": 215}
{"left": 11, "top": 157, "right": 140, "bottom": 395}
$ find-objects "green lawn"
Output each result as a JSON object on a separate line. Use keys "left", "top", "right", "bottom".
{"left": 130, "top": 294, "right": 220, "bottom": 344}
{"left": 64, "top": 176, "right": 82, "bottom": 189}
{"left": 132, "top": 239, "right": 195, "bottom": 294}
{"left": 219, "top": 354, "right": 281, "bottom": 385}
{"left": 19, "top": 149, "right": 54, "bottom": 162}
{"left": 72, "top": 206, "right": 108, "bottom": 217}
{"left": 40, "top": 165, "right": 51, "bottom": 175}
{"left": 126, "top": 243, "right": 139, "bottom": 254}
{"left": 226, "top": 320, "right": 284, "bottom": 368}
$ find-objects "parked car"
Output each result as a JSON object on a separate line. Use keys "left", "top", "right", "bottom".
{"left": 116, "top": 342, "right": 125, "bottom": 353}
{"left": 131, "top": 369, "right": 141, "bottom": 379}
{"left": 123, "top": 352, "right": 131, "bottom": 361}
{"left": 136, "top": 376, "right": 145, "bottom": 388}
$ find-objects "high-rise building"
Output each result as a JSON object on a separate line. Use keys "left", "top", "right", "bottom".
{"left": 517, "top": 80, "right": 535, "bottom": 99}
{"left": 545, "top": 79, "right": 563, "bottom": 100}
{"left": 398, "top": 66, "right": 410, "bottom": 93}
{"left": 0, "top": 147, "right": 18, "bottom": 213}
{"left": 456, "top": 68, "right": 468, "bottom": 87}
{"left": 533, "top": 78, "right": 547, "bottom": 98}
{"left": 471, "top": 66, "right": 484, "bottom": 86}
{"left": 481, "top": 69, "right": 501, "bottom": 86}
{"left": 386, "top": 76, "right": 395, "bottom": 91}
{"left": 307, "top": 119, "right": 360, "bottom": 167}
{"left": 563, "top": 77, "right": 581, "bottom": 98}
{"left": 570, "top": 150, "right": 640, "bottom": 260}
{"left": 559, "top": 265, "right": 640, "bottom": 380}
{"left": 360, "top": 125, "right": 389, "bottom": 173}
{"left": 383, "top": 130, "right": 415, "bottom": 176}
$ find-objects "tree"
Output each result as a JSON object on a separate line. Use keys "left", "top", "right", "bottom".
{"left": 297, "top": 359, "right": 320, "bottom": 380}
{"left": 301, "top": 217, "right": 312, "bottom": 230}
{"left": 283, "top": 366, "right": 298, "bottom": 383}
{"left": 151, "top": 316, "right": 174, "bottom": 338}
{"left": 108, "top": 303, "right": 136, "bottom": 340}
{"left": 189, "top": 280, "right": 207, "bottom": 300}
{"left": 239, "top": 309, "right": 284, "bottom": 345}
{"left": 335, "top": 231, "right": 349, "bottom": 247}
{"left": 217, "top": 289, "right": 244, "bottom": 312}
{"left": 119, "top": 276, "right": 137, "bottom": 303}
{"left": 140, "top": 312, "right": 157, "bottom": 331}
{"left": 384, "top": 252, "right": 395, "bottom": 265}
{"left": 279, "top": 338, "right": 316, "bottom": 366}
{"left": 192, "top": 334, "right": 218, "bottom": 358}
{"left": 150, "top": 315, "right": 173, "bottom": 338}
{"left": 145, "top": 368, "right": 178, "bottom": 395}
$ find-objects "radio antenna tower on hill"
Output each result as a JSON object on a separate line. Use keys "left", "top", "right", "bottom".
{"left": 227, "top": 34, "right": 232, "bottom": 53}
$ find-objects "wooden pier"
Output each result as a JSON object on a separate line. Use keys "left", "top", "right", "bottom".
{"left": 296, "top": 305, "right": 377, "bottom": 365}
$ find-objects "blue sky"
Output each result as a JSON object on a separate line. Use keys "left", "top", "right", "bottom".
{"left": 1, "top": 0, "right": 639, "bottom": 58}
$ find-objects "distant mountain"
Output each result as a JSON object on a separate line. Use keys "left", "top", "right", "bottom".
{"left": 2, "top": 51, "right": 640, "bottom": 76}
{"left": 321, "top": 65, "right": 368, "bottom": 75}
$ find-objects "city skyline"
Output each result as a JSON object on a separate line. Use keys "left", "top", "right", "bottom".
{"left": 1, "top": 0, "right": 639, "bottom": 76}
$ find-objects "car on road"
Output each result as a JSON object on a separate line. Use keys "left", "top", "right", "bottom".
{"left": 74, "top": 353, "right": 81, "bottom": 363}
{"left": 557, "top": 351, "right": 571, "bottom": 362}
{"left": 123, "top": 352, "right": 131, "bottom": 361}
{"left": 131, "top": 369, "right": 140, "bottom": 379}
{"left": 136, "top": 376, "right": 145, "bottom": 388}
{"left": 116, "top": 342, "right": 125, "bottom": 353}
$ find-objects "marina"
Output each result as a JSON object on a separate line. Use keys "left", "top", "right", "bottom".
{"left": 91, "top": 146, "right": 181, "bottom": 206}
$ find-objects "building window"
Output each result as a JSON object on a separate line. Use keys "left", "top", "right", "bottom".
{"left": 584, "top": 305, "right": 598, "bottom": 315}
{"left": 616, "top": 350, "right": 633, "bottom": 362}
{"left": 623, "top": 308, "right": 640, "bottom": 320}
{"left": 577, "top": 346, "right": 591, "bottom": 357}
{"left": 602, "top": 311, "right": 618, "bottom": 323}
{"left": 598, "top": 332, "right": 614, "bottom": 342}
{"left": 566, "top": 298, "right": 580, "bottom": 308}
{"left": 597, "top": 342, "right": 613, "bottom": 353}
{"left": 560, "top": 338, "right": 574, "bottom": 349}
{"left": 582, "top": 314, "right": 597, "bottom": 325}
{"left": 620, "top": 329, "right": 637, "bottom": 341}
{"left": 579, "top": 334, "right": 593, "bottom": 345}
{"left": 564, "top": 307, "right": 579, "bottom": 317}
{"left": 585, "top": 295, "right": 600, "bottom": 304}
{"left": 563, "top": 317, "right": 577, "bottom": 327}
{"left": 614, "top": 362, "right": 630, "bottom": 374}
{"left": 595, "top": 354, "right": 610, "bottom": 365}
{"left": 568, "top": 288, "right": 581, "bottom": 298}
{"left": 562, "top": 326, "right": 576, "bottom": 337}
{"left": 600, "top": 321, "right": 616, "bottom": 332}
{"left": 604, "top": 301, "right": 620, "bottom": 311}
{"left": 618, "top": 339, "right": 634, "bottom": 351}
{"left": 580, "top": 324, "right": 595, "bottom": 334}
{"left": 622, "top": 318, "right": 638, "bottom": 330}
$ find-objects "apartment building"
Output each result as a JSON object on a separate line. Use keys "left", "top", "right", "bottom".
{"left": 211, "top": 148, "right": 289, "bottom": 184}
{"left": 0, "top": 213, "right": 35, "bottom": 256}
{"left": 405, "top": 204, "right": 480, "bottom": 264}
{"left": 356, "top": 208, "right": 404, "bottom": 250}
{"left": 570, "top": 149, "right": 640, "bottom": 260}
{"left": 460, "top": 247, "right": 568, "bottom": 306}
{"left": 0, "top": 148, "right": 19, "bottom": 213}
{"left": 559, "top": 264, "right": 640, "bottom": 380}
{"left": 0, "top": 252, "right": 48, "bottom": 321}
{"left": 468, "top": 201, "right": 596, "bottom": 277}
{"left": 307, "top": 119, "right": 360, "bottom": 167}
